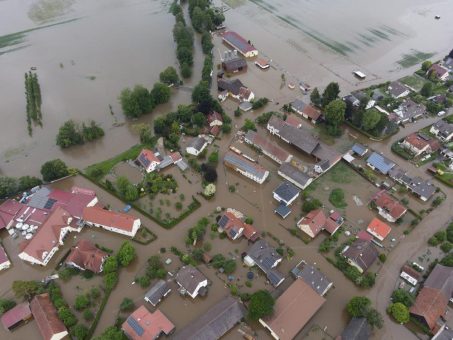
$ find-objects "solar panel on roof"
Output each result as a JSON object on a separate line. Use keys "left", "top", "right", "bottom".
{"left": 218, "top": 215, "right": 229, "bottom": 228}
{"left": 267, "top": 271, "right": 283, "bottom": 286}
{"left": 261, "top": 258, "right": 274, "bottom": 271}
{"left": 139, "top": 153, "right": 151, "bottom": 167}
{"left": 44, "top": 198, "right": 57, "bottom": 210}
{"left": 229, "top": 229, "right": 237, "bottom": 238}
{"left": 127, "top": 317, "right": 144, "bottom": 336}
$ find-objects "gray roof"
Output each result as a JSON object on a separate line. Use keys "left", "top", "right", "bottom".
{"left": 433, "top": 326, "right": 453, "bottom": 340}
{"left": 341, "top": 317, "right": 371, "bottom": 340}
{"left": 352, "top": 143, "right": 367, "bottom": 156}
{"left": 268, "top": 117, "right": 319, "bottom": 154}
{"left": 175, "top": 265, "right": 207, "bottom": 296}
{"left": 144, "top": 280, "right": 171, "bottom": 306}
{"left": 158, "top": 156, "right": 173, "bottom": 169}
{"left": 188, "top": 137, "right": 207, "bottom": 152}
{"left": 343, "top": 95, "right": 360, "bottom": 106}
{"left": 273, "top": 181, "right": 300, "bottom": 203}
{"left": 424, "top": 264, "right": 453, "bottom": 299}
{"left": 239, "top": 102, "right": 252, "bottom": 111}
{"left": 371, "top": 88, "right": 384, "bottom": 101}
{"left": 217, "top": 78, "right": 245, "bottom": 95}
{"left": 224, "top": 151, "right": 268, "bottom": 180}
{"left": 433, "top": 120, "right": 453, "bottom": 137}
{"left": 222, "top": 56, "right": 247, "bottom": 72}
{"left": 27, "top": 187, "right": 52, "bottom": 209}
{"left": 291, "top": 261, "right": 333, "bottom": 296}
{"left": 246, "top": 240, "right": 284, "bottom": 286}
{"left": 176, "top": 160, "right": 188, "bottom": 171}
{"left": 291, "top": 99, "right": 307, "bottom": 112}
{"left": 315, "top": 159, "right": 330, "bottom": 171}
{"left": 278, "top": 162, "right": 312, "bottom": 189}
{"left": 367, "top": 152, "right": 396, "bottom": 174}
{"left": 275, "top": 203, "right": 291, "bottom": 218}
{"left": 395, "top": 99, "right": 426, "bottom": 121}
{"left": 173, "top": 296, "right": 245, "bottom": 340}
{"left": 388, "top": 81, "right": 409, "bottom": 97}
{"left": 407, "top": 177, "right": 436, "bottom": 200}
{"left": 342, "top": 239, "right": 378, "bottom": 272}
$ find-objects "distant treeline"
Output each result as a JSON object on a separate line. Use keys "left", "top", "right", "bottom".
{"left": 24, "top": 71, "right": 43, "bottom": 136}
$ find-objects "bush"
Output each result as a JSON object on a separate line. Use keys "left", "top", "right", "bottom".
{"left": 251, "top": 97, "right": 269, "bottom": 110}
{"left": 0, "top": 299, "right": 16, "bottom": 315}
{"left": 74, "top": 294, "right": 90, "bottom": 311}
{"left": 346, "top": 296, "right": 371, "bottom": 317}
{"left": 117, "top": 242, "right": 136, "bottom": 267}
{"left": 391, "top": 289, "right": 414, "bottom": 307}
{"left": 302, "top": 198, "right": 322, "bottom": 213}
{"left": 40, "top": 159, "right": 69, "bottom": 182}
{"left": 104, "top": 272, "right": 119, "bottom": 290}
{"left": 83, "top": 309, "right": 94, "bottom": 321}
{"left": 441, "top": 242, "right": 453, "bottom": 253}
{"left": 378, "top": 253, "right": 387, "bottom": 262}
{"left": 248, "top": 290, "right": 274, "bottom": 321}
{"left": 388, "top": 302, "right": 410, "bottom": 324}
{"left": 103, "top": 256, "right": 118, "bottom": 273}
{"left": 71, "top": 324, "right": 89, "bottom": 340}
{"left": 329, "top": 188, "right": 347, "bottom": 208}
{"left": 119, "top": 298, "right": 135, "bottom": 313}
{"left": 58, "top": 306, "right": 78, "bottom": 328}
{"left": 223, "top": 260, "right": 237, "bottom": 274}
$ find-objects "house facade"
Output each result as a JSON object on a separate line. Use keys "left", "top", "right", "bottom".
{"left": 0, "top": 245, "right": 11, "bottom": 271}
{"left": 186, "top": 137, "right": 208, "bottom": 156}
{"left": 83, "top": 206, "right": 141, "bottom": 238}
{"left": 136, "top": 149, "right": 161, "bottom": 173}
{"left": 224, "top": 151, "right": 269, "bottom": 184}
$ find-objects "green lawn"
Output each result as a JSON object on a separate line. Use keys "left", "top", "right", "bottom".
{"left": 399, "top": 75, "right": 426, "bottom": 92}
{"left": 329, "top": 188, "right": 347, "bottom": 208}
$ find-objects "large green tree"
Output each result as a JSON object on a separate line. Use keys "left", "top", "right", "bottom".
{"left": 391, "top": 289, "right": 414, "bottom": 307}
{"left": 388, "top": 302, "right": 410, "bottom": 324}
{"left": 40, "top": 159, "right": 69, "bottom": 182}
{"left": 362, "top": 109, "right": 381, "bottom": 131}
{"left": 119, "top": 85, "right": 154, "bottom": 118}
{"left": 420, "top": 82, "right": 433, "bottom": 97}
{"left": 118, "top": 241, "right": 137, "bottom": 267}
{"left": 248, "top": 290, "right": 275, "bottom": 320}
{"left": 310, "top": 87, "right": 322, "bottom": 106}
{"left": 94, "top": 326, "right": 126, "bottom": 340}
{"left": 159, "top": 67, "right": 180, "bottom": 85}
{"left": 150, "top": 82, "right": 171, "bottom": 105}
{"left": 56, "top": 120, "right": 84, "bottom": 148}
{"left": 322, "top": 82, "right": 340, "bottom": 107}
{"left": 324, "top": 99, "right": 346, "bottom": 135}
{"left": 346, "top": 296, "right": 371, "bottom": 317}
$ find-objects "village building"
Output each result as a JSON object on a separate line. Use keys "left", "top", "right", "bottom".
{"left": 285, "top": 114, "right": 303, "bottom": 128}
{"left": 222, "top": 31, "right": 258, "bottom": 58}
{"left": 371, "top": 190, "right": 407, "bottom": 223}
{"left": 239, "top": 101, "right": 253, "bottom": 112}
{"left": 410, "top": 264, "right": 453, "bottom": 332}
{"left": 430, "top": 120, "right": 453, "bottom": 142}
{"left": 342, "top": 239, "right": 378, "bottom": 273}
{"left": 388, "top": 81, "right": 410, "bottom": 98}
{"left": 254, "top": 58, "right": 270, "bottom": 69}
{"left": 389, "top": 167, "right": 436, "bottom": 201}
{"left": 83, "top": 206, "right": 141, "bottom": 237}
{"left": 277, "top": 162, "right": 313, "bottom": 190}
{"left": 259, "top": 279, "right": 325, "bottom": 340}
{"left": 366, "top": 217, "right": 391, "bottom": 241}
{"left": 244, "top": 130, "right": 293, "bottom": 164}
{"left": 393, "top": 99, "right": 427, "bottom": 123}
{"left": 244, "top": 239, "right": 285, "bottom": 287}
{"left": 65, "top": 239, "right": 108, "bottom": 273}
{"left": 0, "top": 244, "right": 11, "bottom": 271}
{"left": 221, "top": 51, "right": 247, "bottom": 73}
{"left": 31, "top": 293, "right": 68, "bottom": 340}
{"left": 122, "top": 305, "right": 174, "bottom": 340}
{"left": 343, "top": 94, "right": 360, "bottom": 107}
{"left": 291, "top": 99, "right": 322, "bottom": 124}
{"left": 366, "top": 152, "right": 396, "bottom": 175}
{"left": 401, "top": 133, "right": 440, "bottom": 156}
{"left": 173, "top": 296, "right": 245, "bottom": 340}
{"left": 401, "top": 264, "right": 421, "bottom": 286}
{"left": 217, "top": 78, "right": 255, "bottom": 102}
{"left": 314, "top": 159, "right": 331, "bottom": 174}
{"left": 217, "top": 211, "right": 258, "bottom": 241}
{"left": 207, "top": 111, "right": 223, "bottom": 127}
{"left": 175, "top": 265, "right": 208, "bottom": 299}
{"left": 351, "top": 143, "right": 368, "bottom": 157}
{"left": 340, "top": 317, "right": 371, "bottom": 340}
{"left": 186, "top": 136, "right": 208, "bottom": 156}
{"left": 297, "top": 209, "right": 343, "bottom": 239}
{"left": 291, "top": 260, "right": 333, "bottom": 296}
{"left": 144, "top": 280, "right": 171, "bottom": 307}
{"left": 136, "top": 149, "right": 161, "bottom": 173}
{"left": 428, "top": 63, "right": 450, "bottom": 81}
{"left": 223, "top": 151, "right": 269, "bottom": 184}
{"left": 1, "top": 302, "right": 32, "bottom": 332}
{"left": 273, "top": 181, "right": 300, "bottom": 206}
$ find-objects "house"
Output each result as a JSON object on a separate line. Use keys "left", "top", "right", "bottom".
{"left": 175, "top": 265, "right": 208, "bottom": 299}
{"left": 388, "top": 81, "right": 410, "bottom": 98}
{"left": 389, "top": 167, "right": 437, "bottom": 201}
{"left": 83, "top": 206, "right": 141, "bottom": 237}
{"left": 259, "top": 279, "right": 325, "bottom": 340}
{"left": 217, "top": 78, "right": 255, "bottom": 102}
{"left": 343, "top": 94, "right": 360, "bottom": 107}
{"left": 366, "top": 217, "right": 391, "bottom": 241}
{"left": 65, "top": 239, "right": 108, "bottom": 273}
{"left": 136, "top": 149, "right": 161, "bottom": 173}
{"left": 224, "top": 151, "right": 269, "bottom": 184}
{"left": 366, "top": 152, "right": 396, "bottom": 175}
{"left": 401, "top": 264, "right": 421, "bottom": 286}
{"left": 239, "top": 101, "right": 253, "bottom": 112}
{"left": 357, "top": 230, "right": 373, "bottom": 242}
{"left": 371, "top": 88, "right": 385, "bottom": 101}
{"left": 291, "top": 260, "right": 333, "bottom": 296}
{"left": 244, "top": 239, "right": 285, "bottom": 287}
{"left": 122, "top": 306, "right": 174, "bottom": 340}
{"left": 144, "top": 280, "right": 171, "bottom": 306}
{"left": 314, "top": 159, "right": 330, "bottom": 174}
{"left": 0, "top": 244, "right": 11, "bottom": 271}
{"left": 342, "top": 239, "right": 378, "bottom": 273}
{"left": 1, "top": 302, "right": 32, "bottom": 331}
{"left": 291, "top": 99, "right": 322, "bottom": 124}
{"left": 371, "top": 190, "right": 407, "bottom": 223}
{"left": 207, "top": 111, "right": 223, "bottom": 127}
{"left": 31, "top": 293, "right": 68, "bottom": 340}
{"left": 433, "top": 325, "right": 453, "bottom": 340}
{"left": 222, "top": 31, "right": 258, "bottom": 58}
{"left": 393, "top": 99, "right": 426, "bottom": 123}
{"left": 340, "top": 317, "right": 371, "bottom": 340}
{"left": 410, "top": 264, "right": 453, "bottom": 331}
{"left": 351, "top": 143, "right": 368, "bottom": 157}
{"left": 430, "top": 120, "right": 453, "bottom": 142}
{"left": 401, "top": 133, "right": 440, "bottom": 156}
{"left": 255, "top": 58, "right": 270, "bottom": 69}
{"left": 18, "top": 207, "right": 80, "bottom": 266}
{"left": 278, "top": 162, "right": 313, "bottom": 190}
{"left": 273, "top": 181, "right": 300, "bottom": 206}
{"left": 222, "top": 52, "right": 247, "bottom": 73}
{"left": 285, "top": 115, "right": 303, "bottom": 128}
{"left": 297, "top": 209, "right": 343, "bottom": 238}
{"left": 173, "top": 296, "right": 245, "bottom": 340}
{"left": 428, "top": 64, "right": 450, "bottom": 81}
{"left": 274, "top": 204, "right": 292, "bottom": 219}
{"left": 217, "top": 211, "right": 258, "bottom": 241}
{"left": 186, "top": 136, "right": 208, "bottom": 156}
{"left": 244, "top": 130, "right": 293, "bottom": 164}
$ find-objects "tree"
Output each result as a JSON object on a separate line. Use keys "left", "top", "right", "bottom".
{"left": 242, "top": 119, "right": 257, "bottom": 132}
{"left": 310, "top": 87, "right": 322, "bottom": 106}
{"left": 120, "top": 298, "right": 135, "bottom": 312}
{"left": 361, "top": 109, "right": 381, "bottom": 131}
{"left": 104, "top": 272, "right": 119, "bottom": 290}
{"left": 71, "top": 324, "right": 89, "bottom": 340}
{"left": 159, "top": 67, "right": 180, "bottom": 85}
{"left": 302, "top": 198, "right": 322, "bottom": 213}
{"left": 388, "top": 302, "right": 410, "bottom": 324}
{"left": 324, "top": 99, "right": 346, "bottom": 135}
{"left": 420, "top": 82, "right": 433, "bottom": 97}
{"left": 83, "top": 309, "right": 94, "bottom": 321}
{"left": 18, "top": 176, "right": 42, "bottom": 192}
{"left": 192, "top": 111, "right": 206, "bottom": 127}
{"left": 322, "top": 82, "right": 340, "bottom": 107}
{"left": 74, "top": 294, "right": 90, "bottom": 311}
{"left": 82, "top": 120, "right": 104, "bottom": 142}
{"left": 192, "top": 81, "right": 213, "bottom": 113}
{"left": 103, "top": 256, "right": 118, "bottom": 273}
{"left": 94, "top": 326, "right": 126, "bottom": 340}
{"left": 116, "top": 176, "right": 138, "bottom": 201}
{"left": 56, "top": 120, "right": 83, "bottom": 148}
{"left": 119, "top": 85, "right": 153, "bottom": 118}
{"left": 150, "top": 82, "right": 171, "bottom": 105}
{"left": 391, "top": 289, "right": 414, "bottom": 307}
{"left": 0, "top": 176, "right": 18, "bottom": 199}
{"left": 12, "top": 280, "right": 42, "bottom": 299}
{"left": 0, "top": 299, "right": 16, "bottom": 315}
{"left": 421, "top": 60, "right": 432, "bottom": 71}
{"left": 365, "top": 308, "right": 383, "bottom": 329}
{"left": 248, "top": 290, "right": 275, "bottom": 320}
{"left": 201, "top": 164, "right": 217, "bottom": 182}
{"left": 41, "top": 159, "right": 69, "bottom": 182}
{"left": 208, "top": 151, "right": 219, "bottom": 165}
{"left": 201, "top": 31, "right": 213, "bottom": 54}
{"left": 118, "top": 242, "right": 136, "bottom": 267}
{"left": 223, "top": 259, "right": 236, "bottom": 274}
{"left": 346, "top": 296, "right": 371, "bottom": 317}
{"left": 181, "top": 63, "right": 192, "bottom": 78}
{"left": 58, "top": 306, "right": 78, "bottom": 327}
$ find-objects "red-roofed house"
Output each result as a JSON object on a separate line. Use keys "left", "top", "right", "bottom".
{"left": 371, "top": 190, "right": 407, "bottom": 223}
{"left": 207, "top": 111, "right": 223, "bottom": 127}
{"left": 18, "top": 207, "right": 80, "bottom": 266}
{"left": 285, "top": 115, "right": 303, "bottom": 128}
{"left": 222, "top": 31, "right": 258, "bottom": 58}
{"left": 401, "top": 133, "right": 440, "bottom": 157}
{"left": 291, "top": 99, "right": 322, "bottom": 124}
{"left": 427, "top": 64, "right": 450, "bottom": 81}
{"left": 83, "top": 206, "right": 141, "bottom": 237}
{"left": 217, "top": 211, "right": 258, "bottom": 241}
{"left": 297, "top": 209, "right": 343, "bottom": 238}
{"left": 357, "top": 230, "right": 373, "bottom": 242}
{"left": 0, "top": 244, "right": 11, "bottom": 271}
{"left": 65, "top": 239, "right": 108, "bottom": 273}
{"left": 0, "top": 199, "right": 23, "bottom": 230}
{"left": 31, "top": 293, "right": 68, "bottom": 340}
{"left": 122, "top": 306, "right": 175, "bottom": 339}
{"left": 1, "top": 302, "right": 32, "bottom": 331}
{"left": 366, "top": 217, "right": 391, "bottom": 241}
{"left": 209, "top": 125, "right": 221, "bottom": 137}
{"left": 136, "top": 149, "right": 161, "bottom": 173}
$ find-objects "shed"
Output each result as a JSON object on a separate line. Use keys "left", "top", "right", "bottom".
{"left": 144, "top": 280, "right": 171, "bottom": 306}
{"left": 1, "top": 303, "right": 32, "bottom": 331}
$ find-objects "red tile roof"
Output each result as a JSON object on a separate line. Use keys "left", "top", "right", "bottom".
{"left": 122, "top": 306, "right": 174, "bottom": 339}
{"left": 207, "top": 111, "right": 223, "bottom": 124}
{"left": 221, "top": 211, "right": 257, "bottom": 240}
{"left": 0, "top": 244, "right": 9, "bottom": 266}
{"left": 300, "top": 209, "right": 327, "bottom": 236}
{"left": 222, "top": 31, "right": 256, "bottom": 54}
{"left": 169, "top": 152, "right": 182, "bottom": 163}
{"left": 410, "top": 287, "right": 448, "bottom": 330}
{"left": 30, "top": 294, "right": 67, "bottom": 340}
{"left": 65, "top": 239, "right": 108, "bottom": 273}
{"left": 372, "top": 190, "right": 407, "bottom": 220}
{"left": 49, "top": 188, "right": 97, "bottom": 218}
{"left": 83, "top": 206, "right": 138, "bottom": 233}
{"left": 0, "top": 200, "right": 23, "bottom": 229}
{"left": 303, "top": 104, "right": 322, "bottom": 121}
{"left": 1, "top": 302, "right": 32, "bottom": 330}
{"left": 138, "top": 149, "right": 160, "bottom": 164}
{"left": 404, "top": 133, "right": 440, "bottom": 152}
{"left": 285, "top": 115, "right": 303, "bottom": 128}
{"left": 210, "top": 125, "right": 221, "bottom": 136}
{"left": 367, "top": 217, "right": 391, "bottom": 241}
{"left": 357, "top": 230, "right": 373, "bottom": 241}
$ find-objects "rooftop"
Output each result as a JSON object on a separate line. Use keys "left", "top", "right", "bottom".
{"left": 1, "top": 302, "right": 31, "bottom": 330}
{"left": 65, "top": 239, "right": 108, "bottom": 273}
{"left": 352, "top": 143, "right": 368, "bottom": 156}
{"left": 136, "top": 149, "right": 160, "bottom": 169}
{"left": 222, "top": 31, "right": 257, "bottom": 54}
{"left": 144, "top": 280, "right": 171, "bottom": 306}
{"left": 291, "top": 99, "right": 322, "bottom": 121}
{"left": 188, "top": 137, "right": 207, "bottom": 152}
{"left": 340, "top": 317, "right": 371, "bottom": 340}
{"left": 291, "top": 260, "right": 333, "bottom": 296}
{"left": 175, "top": 265, "right": 207, "bottom": 296}
{"left": 367, "top": 217, "right": 391, "bottom": 241}
{"left": 122, "top": 306, "right": 174, "bottom": 340}
{"left": 273, "top": 181, "right": 300, "bottom": 204}
{"left": 372, "top": 190, "right": 407, "bottom": 220}
{"left": 388, "top": 81, "right": 409, "bottom": 97}
{"left": 367, "top": 152, "right": 396, "bottom": 174}
{"left": 244, "top": 130, "right": 292, "bottom": 163}
{"left": 83, "top": 206, "right": 138, "bottom": 233}
{"left": 30, "top": 293, "right": 68, "bottom": 340}
{"left": 342, "top": 239, "right": 378, "bottom": 272}
{"left": 278, "top": 162, "right": 313, "bottom": 189}
{"left": 224, "top": 151, "right": 268, "bottom": 180}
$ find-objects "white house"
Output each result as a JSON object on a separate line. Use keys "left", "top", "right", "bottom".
{"left": 186, "top": 137, "right": 208, "bottom": 156}
{"left": 273, "top": 181, "right": 300, "bottom": 206}
{"left": 83, "top": 206, "right": 141, "bottom": 238}
{"left": 0, "top": 245, "right": 11, "bottom": 271}
{"left": 224, "top": 151, "right": 269, "bottom": 184}
{"left": 430, "top": 120, "right": 453, "bottom": 142}
{"left": 136, "top": 149, "right": 161, "bottom": 173}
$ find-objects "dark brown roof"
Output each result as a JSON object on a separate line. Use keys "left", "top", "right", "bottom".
{"left": 30, "top": 293, "right": 68, "bottom": 340}
{"left": 410, "top": 287, "right": 447, "bottom": 330}
{"left": 65, "top": 239, "right": 108, "bottom": 273}
{"left": 340, "top": 317, "right": 370, "bottom": 340}
{"left": 342, "top": 239, "right": 378, "bottom": 272}
{"left": 175, "top": 265, "right": 207, "bottom": 296}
